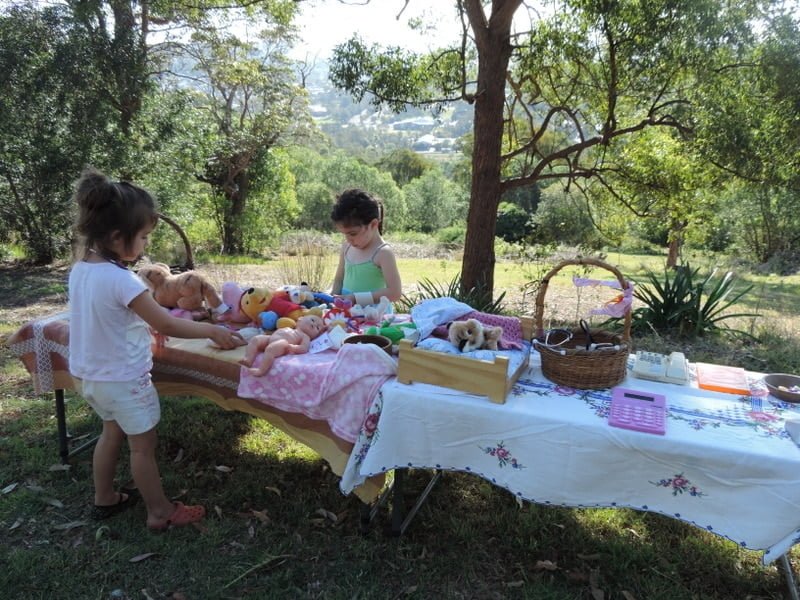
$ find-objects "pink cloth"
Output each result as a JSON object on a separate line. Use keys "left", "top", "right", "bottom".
{"left": 572, "top": 276, "right": 634, "bottom": 318}
{"left": 237, "top": 344, "right": 397, "bottom": 443}
{"left": 432, "top": 311, "right": 525, "bottom": 350}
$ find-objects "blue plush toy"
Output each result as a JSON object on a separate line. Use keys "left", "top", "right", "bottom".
{"left": 259, "top": 311, "right": 278, "bottom": 331}
{"left": 313, "top": 291, "right": 335, "bottom": 305}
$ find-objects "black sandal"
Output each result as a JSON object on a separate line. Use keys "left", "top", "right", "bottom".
{"left": 91, "top": 489, "right": 139, "bottom": 520}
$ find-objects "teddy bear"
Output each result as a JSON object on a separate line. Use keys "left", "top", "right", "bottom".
{"left": 448, "top": 319, "right": 503, "bottom": 352}
{"left": 137, "top": 263, "right": 228, "bottom": 320}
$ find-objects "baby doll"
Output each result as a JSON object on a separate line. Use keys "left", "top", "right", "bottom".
{"left": 239, "top": 314, "right": 325, "bottom": 377}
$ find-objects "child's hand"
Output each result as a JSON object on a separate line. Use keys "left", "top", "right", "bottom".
{"left": 208, "top": 327, "right": 246, "bottom": 350}
{"left": 151, "top": 329, "right": 169, "bottom": 349}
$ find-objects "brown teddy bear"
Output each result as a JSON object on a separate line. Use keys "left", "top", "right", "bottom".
{"left": 448, "top": 318, "right": 503, "bottom": 352}
{"left": 137, "top": 263, "right": 228, "bottom": 320}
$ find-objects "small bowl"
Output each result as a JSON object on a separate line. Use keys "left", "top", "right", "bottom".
{"left": 764, "top": 373, "right": 800, "bottom": 403}
{"left": 343, "top": 334, "right": 393, "bottom": 356}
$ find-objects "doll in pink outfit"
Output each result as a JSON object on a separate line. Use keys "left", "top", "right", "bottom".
{"left": 240, "top": 314, "right": 325, "bottom": 376}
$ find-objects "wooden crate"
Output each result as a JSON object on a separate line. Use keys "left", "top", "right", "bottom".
{"left": 396, "top": 316, "right": 534, "bottom": 404}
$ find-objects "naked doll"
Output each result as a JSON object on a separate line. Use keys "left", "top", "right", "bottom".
{"left": 239, "top": 314, "right": 325, "bottom": 377}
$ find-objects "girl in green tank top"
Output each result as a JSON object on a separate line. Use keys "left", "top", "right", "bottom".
{"left": 330, "top": 189, "right": 402, "bottom": 306}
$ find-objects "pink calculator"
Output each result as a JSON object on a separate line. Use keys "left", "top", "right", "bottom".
{"left": 608, "top": 387, "right": 667, "bottom": 435}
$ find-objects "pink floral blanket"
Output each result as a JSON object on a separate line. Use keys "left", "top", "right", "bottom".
{"left": 237, "top": 344, "right": 397, "bottom": 443}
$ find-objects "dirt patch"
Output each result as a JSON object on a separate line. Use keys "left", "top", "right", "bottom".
{"left": 0, "top": 252, "right": 587, "bottom": 332}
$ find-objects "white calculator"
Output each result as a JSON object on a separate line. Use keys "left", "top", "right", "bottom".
{"left": 608, "top": 387, "right": 667, "bottom": 435}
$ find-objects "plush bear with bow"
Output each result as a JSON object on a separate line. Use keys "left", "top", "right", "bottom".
{"left": 448, "top": 319, "right": 503, "bottom": 352}
{"left": 137, "top": 263, "right": 228, "bottom": 320}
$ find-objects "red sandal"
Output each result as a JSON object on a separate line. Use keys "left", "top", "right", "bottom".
{"left": 148, "top": 502, "right": 205, "bottom": 531}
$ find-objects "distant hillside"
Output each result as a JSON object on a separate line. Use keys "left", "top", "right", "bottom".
{"left": 304, "top": 60, "right": 472, "bottom": 158}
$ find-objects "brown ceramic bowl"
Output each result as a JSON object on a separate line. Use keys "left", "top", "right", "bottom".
{"left": 764, "top": 373, "right": 800, "bottom": 403}
{"left": 343, "top": 334, "right": 393, "bottom": 356}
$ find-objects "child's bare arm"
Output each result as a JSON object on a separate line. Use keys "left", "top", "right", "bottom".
{"left": 331, "top": 246, "right": 346, "bottom": 295}
{"left": 368, "top": 247, "right": 402, "bottom": 302}
{"left": 130, "top": 290, "right": 244, "bottom": 349}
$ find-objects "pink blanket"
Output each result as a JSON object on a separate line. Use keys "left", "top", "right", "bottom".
{"left": 237, "top": 344, "right": 397, "bottom": 443}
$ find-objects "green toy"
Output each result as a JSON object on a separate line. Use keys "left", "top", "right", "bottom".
{"left": 365, "top": 321, "right": 418, "bottom": 344}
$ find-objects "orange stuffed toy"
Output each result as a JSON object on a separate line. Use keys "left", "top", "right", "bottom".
{"left": 137, "top": 263, "right": 228, "bottom": 319}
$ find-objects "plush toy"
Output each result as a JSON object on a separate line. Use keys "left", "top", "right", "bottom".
{"left": 362, "top": 296, "right": 392, "bottom": 324}
{"left": 218, "top": 282, "right": 252, "bottom": 324}
{"left": 280, "top": 284, "right": 318, "bottom": 308}
{"left": 240, "top": 287, "right": 304, "bottom": 322}
{"left": 448, "top": 319, "right": 503, "bottom": 352}
{"left": 323, "top": 297, "right": 357, "bottom": 332}
{"left": 365, "top": 321, "right": 418, "bottom": 344}
{"left": 137, "top": 263, "right": 228, "bottom": 320}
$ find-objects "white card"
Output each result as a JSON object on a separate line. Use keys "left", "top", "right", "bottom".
{"left": 309, "top": 333, "right": 333, "bottom": 354}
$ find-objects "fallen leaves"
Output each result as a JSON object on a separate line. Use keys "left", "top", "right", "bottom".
{"left": 130, "top": 552, "right": 159, "bottom": 563}
{"left": 52, "top": 521, "right": 85, "bottom": 531}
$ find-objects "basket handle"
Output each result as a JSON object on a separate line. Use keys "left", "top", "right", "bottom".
{"left": 533, "top": 257, "right": 631, "bottom": 342}
{"left": 156, "top": 212, "right": 194, "bottom": 272}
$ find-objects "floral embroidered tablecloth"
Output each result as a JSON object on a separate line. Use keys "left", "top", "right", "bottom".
{"left": 341, "top": 354, "right": 800, "bottom": 565}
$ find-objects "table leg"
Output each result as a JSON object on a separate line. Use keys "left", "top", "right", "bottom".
{"left": 360, "top": 479, "right": 394, "bottom": 534}
{"left": 54, "top": 388, "right": 99, "bottom": 464}
{"left": 55, "top": 389, "right": 70, "bottom": 464}
{"left": 779, "top": 554, "right": 800, "bottom": 600}
{"left": 390, "top": 468, "right": 442, "bottom": 536}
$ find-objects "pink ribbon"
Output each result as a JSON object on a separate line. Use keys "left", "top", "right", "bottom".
{"left": 572, "top": 276, "right": 634, "bottom": 318}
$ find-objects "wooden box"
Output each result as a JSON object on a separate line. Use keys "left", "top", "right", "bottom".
{"left": 396, "top": 316, "right": 533, "bottom": 404}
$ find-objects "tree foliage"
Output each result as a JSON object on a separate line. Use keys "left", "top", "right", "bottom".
{"left": 329, "top": 0, "right": 772, "bottom": 300}
{"left": 185, "top": 26, "right": 310, "bottom": 254}
{"left": 0, "top": 5, "right": 113, "bottom": 263}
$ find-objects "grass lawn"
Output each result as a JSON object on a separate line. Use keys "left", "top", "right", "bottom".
{"left": 1, "top": 253, "right": 799, "bottom": 599}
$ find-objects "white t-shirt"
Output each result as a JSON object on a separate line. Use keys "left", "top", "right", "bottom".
{"left": 68, "top": 261, "right": 152, "bottom": 382}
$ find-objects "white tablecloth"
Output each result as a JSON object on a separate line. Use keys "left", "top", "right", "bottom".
{"left": 341, "top": 355, "right": 800, "bottom": 564}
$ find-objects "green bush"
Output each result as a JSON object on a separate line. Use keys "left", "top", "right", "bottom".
{"left": 496, "top": 202, "right": 533, "bottom": 243}
{"left": 609, "top": 263, "right": 757, "bottom": 338}
{"left": 436, "top": 225, "right": 466, "bottom": 246}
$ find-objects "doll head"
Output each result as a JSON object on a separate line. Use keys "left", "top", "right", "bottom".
{"left": 295, "top": 314, "right": 325, "bottom": 340}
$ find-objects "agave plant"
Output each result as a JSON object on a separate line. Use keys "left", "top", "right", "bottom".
{"left": 397, "top": 274, "right": 507, "bottom": 315}
{"left": 616, "top": 264, "right": 757, "bottom": 338}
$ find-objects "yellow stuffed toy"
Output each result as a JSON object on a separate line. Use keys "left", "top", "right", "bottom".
{"left": 240, "top": 286, "right": 323, "bottom": 330}
{"left": 137, "top": 263, "right": 227, "bottom": 318}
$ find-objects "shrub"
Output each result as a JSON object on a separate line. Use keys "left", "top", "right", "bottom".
{"left": 608, "top": 263, "right": 757, "bottom": 338}
{"left": 436, "top": 225, "right": 466, "bottom": 246}
{"left": 396, "top": 274, "right": 506, "bottom": 315}
{"left": 277, "top": 230, "right": 337, "bottom": 291}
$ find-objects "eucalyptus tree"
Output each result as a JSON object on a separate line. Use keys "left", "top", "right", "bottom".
{"left": 329, "top": 0, "right": 769, "bottom": 299}
{"left": 63, "top": 0, "right": 301, "bottom": 175}
{"left": 184, "top": 26, "right": 312, "bottom": 254}
{"left": 0, "top": 4, "right": 113, "bottom": 263}
{"left": 691, "top": 12, "right": 800, "bottom": 265}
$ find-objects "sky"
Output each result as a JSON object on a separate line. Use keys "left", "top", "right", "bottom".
{"left": 289, "top": 0, "right": 463, "bottom": 60}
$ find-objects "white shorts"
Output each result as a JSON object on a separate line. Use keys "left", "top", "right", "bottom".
{"left": 75, "top": 373, "right": 160, "bottom": 435}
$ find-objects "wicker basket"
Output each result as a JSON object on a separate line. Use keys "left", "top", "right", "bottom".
{"left": 533, "top": 257, "right": 632, "bottom": 389}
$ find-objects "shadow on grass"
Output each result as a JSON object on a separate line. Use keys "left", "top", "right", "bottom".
{"left": 1, "top": 391, "right": 793, "bottom": 599}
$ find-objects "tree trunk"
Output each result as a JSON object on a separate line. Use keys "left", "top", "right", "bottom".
{"left": 666, "top": 219, "right": 686, "bottom": 268}
{"left": 461, "top": 0, "right": 519, "bottom": 301}
{"left": 222, "top": 169, "right": 250, "bottom": 255}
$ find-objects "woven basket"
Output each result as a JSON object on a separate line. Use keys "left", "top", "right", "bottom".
{"left": 533, "top": 257, "right": 632, "bottom": 389}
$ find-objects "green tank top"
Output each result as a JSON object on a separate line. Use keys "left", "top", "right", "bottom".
{"left": 343, "top": 243, "right": 387, "bottom": 293}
